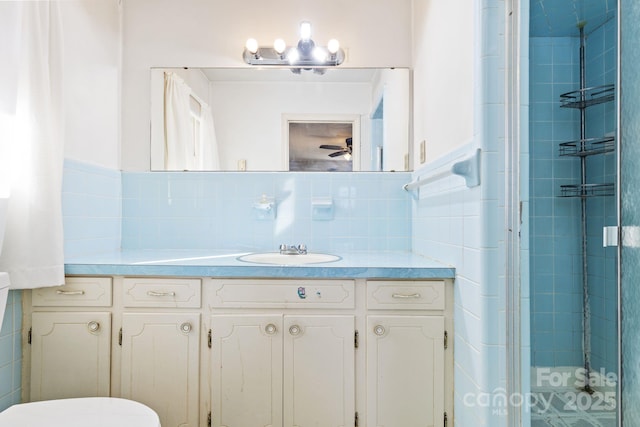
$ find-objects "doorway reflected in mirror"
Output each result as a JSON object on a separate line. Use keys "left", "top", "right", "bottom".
{"left": 288, "top": 122, "right": 353, "bottom": 172}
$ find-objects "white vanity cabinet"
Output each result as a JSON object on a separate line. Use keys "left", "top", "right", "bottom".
{"left": 210, "top": 314, "right": 284, "bottom": 426}
{"left": 209, "top": 279, "right": 356, "bottom": 427}
{"left": 119, "top": 277, "right": 202, "bottom": 427}
{"left": 365, "top": 280, "right": 451, "bottom": 427}
{"left": 24, "top": 276, "right": 453, "bottom": 427}
{"left": 210, "top": 314, "right": 355, "bottom": 427}
{"left": 28, "top": 277, "right": 113, "bottom": 401}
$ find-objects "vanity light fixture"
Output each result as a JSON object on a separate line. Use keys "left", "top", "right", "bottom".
{"left": 243, "top": 21, "right": 345, "bottom": 72}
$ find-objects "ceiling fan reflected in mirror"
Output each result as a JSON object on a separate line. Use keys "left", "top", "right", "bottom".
{"left": 320, "top": 137, "right": 352, "bottom": 159}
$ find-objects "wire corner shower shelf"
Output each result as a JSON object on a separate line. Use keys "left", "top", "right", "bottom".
{"left": 559, "top": 83, "right": 615, "bottom": 109}
{"left": 557, "top": 82, "right": 616, "bottom": 198}
{"left": 556, "top": 25, "right": 616, "bottom": 394}
{"left": 559, "top": 183, "right": 615, "bottom": 198}
{"left": 558, "top": 136, "right": 616, "bottom": 157}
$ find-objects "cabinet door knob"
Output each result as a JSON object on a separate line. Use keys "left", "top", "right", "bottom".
{"left": 288, "top": 325, "right": 301, "bottom": 336}
{"left": 265, "top": 324, "right": 277, "bottom": 335}
{"left": 373, "top": 325, "right": 386, "bottom": 336}
{"left": 180, "top": 322, "right": 192, "bottom": 333}
{"left": 87, "top": 321, "right": 100, "bottom": 333}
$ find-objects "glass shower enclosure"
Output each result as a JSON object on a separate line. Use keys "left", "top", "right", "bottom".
{"left": 528, "top": 1, "right": 619, "bottom": 426}
{"left": 619, "top": 0, "right": 640, "bottom": 424}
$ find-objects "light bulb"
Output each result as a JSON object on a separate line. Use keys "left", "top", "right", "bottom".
{"left": 343, "top": 152, "right": 352, "bottom": 161}
{"left": 245, "top": 38, "right": 259, "bottom": 54}
{"left": 287, "top": 48, "right": 300, "bottom": 64}
{"left": 300, "top": 21, "right": 312, "bottom": 41}
{"left": 327, "top": 39, "right": 340, "bottom": 54}
{"left": 274, "top": 38, "right": 286, "bottom": 54}
{"left": 312, "top": 46, "right": 327, "bottom": 63}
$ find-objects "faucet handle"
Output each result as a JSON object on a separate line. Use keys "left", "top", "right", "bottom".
{"left": 279, "top": 244, "right": 287, "bottom": 252}
{"left": 297, "top": 244, "right": 307, "bottom": 254}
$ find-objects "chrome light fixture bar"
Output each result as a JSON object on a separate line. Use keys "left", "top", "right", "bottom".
{"left": 243, "top": 22, "right": 345, "bottom": 71}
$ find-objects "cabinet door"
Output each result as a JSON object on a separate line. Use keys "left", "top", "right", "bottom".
{"left": 283, "top": 315, "right": 355, "bottom": 427}
{"left": 121, "top": 313, "right": 200, "bottom": 427}
{"left": 367, "top": 315, "right": 445, "bottom": 427}
{"left": 210, "top": 315, "right": 283, "bottom": 427}
{"left": 30, "top": 311, "right": 111, "bottom": 401}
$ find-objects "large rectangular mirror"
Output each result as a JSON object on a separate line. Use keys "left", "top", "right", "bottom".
{"left": 150, "top": 67, "right": 411, "bottom": 172}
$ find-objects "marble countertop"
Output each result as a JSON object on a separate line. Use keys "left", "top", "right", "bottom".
{"left": 64, "top": 249, "right": 455, "bottom": 279}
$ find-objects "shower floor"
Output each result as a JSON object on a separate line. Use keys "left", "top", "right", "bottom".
{"left": 530, "top": 387, "right": 617, "bottom": 427}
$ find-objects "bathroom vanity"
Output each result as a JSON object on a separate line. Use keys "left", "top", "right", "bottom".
{"left": 21, "top": 251, "right": 455, "bottom": 427}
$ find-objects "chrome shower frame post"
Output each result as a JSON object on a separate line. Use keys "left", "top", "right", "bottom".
{"left": 505, "top": 0, "right": 523, "bottom": 425}
{"left": 615, "top": 1, "right": 622, "bottom": 425}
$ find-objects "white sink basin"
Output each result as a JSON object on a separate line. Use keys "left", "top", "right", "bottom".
{"left": 237, "top": 252, "right": 341, "bottom": 266}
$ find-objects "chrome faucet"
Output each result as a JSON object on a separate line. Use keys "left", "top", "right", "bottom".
{"left": 279, "top": 244, "right": 308, "bottom": 255}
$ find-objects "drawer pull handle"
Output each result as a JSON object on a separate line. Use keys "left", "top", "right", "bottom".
{"left": 147, "top": 291, "right": 176, "bottom": 297}
{"left": 265, "top": 324, "right": 277, "bottom": 335}
{"left": 289, "top": 325, "right": 301, "bottom": 336}
{"left": 56, "top": 290, "right": 85, "bottom": 296}
{"left": 392, "top": 293, "right": 421, "bottom": 299}
{"left": 374, "top": 325, "right": 386, "bottom": 336}
{"left": 87, "top": 321, "right": 100, "bottom": 333}
{"left": 180, "top": 322, "right": 192, "bottom": 333}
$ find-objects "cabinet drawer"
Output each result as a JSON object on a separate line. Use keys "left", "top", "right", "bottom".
{"left": 32, "top": 277, "right": 112, "bottom": 307}
{"left": 210, "top": 279, "right": 355, "bottom": 309}
{"left": 123, "top": 277, "right": 201, "bottom": 308}
{"left": 366, "top": 280, "right": 445, "bottom": 310}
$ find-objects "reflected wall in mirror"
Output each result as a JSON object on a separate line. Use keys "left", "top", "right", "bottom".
{"left": 150, "top": 67, "right": 410, "bottom": 171}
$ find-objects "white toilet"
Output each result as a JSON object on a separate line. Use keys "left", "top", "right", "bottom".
{"left": 0, "top": 396, "right": 160, "bottom": 427}
{"left": 0, "top": 198, "right": 160, "bottom": 427}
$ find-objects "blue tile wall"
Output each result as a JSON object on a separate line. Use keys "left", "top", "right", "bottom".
{"left": 529, "top": 15, "right": 617, "bottom": 374}
{"left": 584, "top": 17, "right": 618, "bottom": 376}
{"left": 0, "top": 290, "right": 22, "bottom": 411}
{"left": 62, "top": 159, "right": 122, "bottom": 258}
{"left": 121, "top": 172, "right": 412, "bottom": 253}
{"left": 530, "top": 36, "right": 584, "bottom": 368}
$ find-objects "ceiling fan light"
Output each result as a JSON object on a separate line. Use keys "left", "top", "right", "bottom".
{"left": 343, "top": 152, "right": 352, "bottom": 161}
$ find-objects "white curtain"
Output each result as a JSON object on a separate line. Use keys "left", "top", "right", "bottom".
{"left": 0, "top": 2, "right": 65, "bottom": 290}
{"left": 199, "top": 104, "right": 220, "bottom": 170}
{"left": 164, "top": 72, "right": 194, "bottom": 170}
{"left": 164, "top": 71, "right": 220, "bottom": 171}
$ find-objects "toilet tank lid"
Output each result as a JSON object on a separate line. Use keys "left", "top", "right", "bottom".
{"left": 0, "top": 272, "right": 9, "bottom": 290}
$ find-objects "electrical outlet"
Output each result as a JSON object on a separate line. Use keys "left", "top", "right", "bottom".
{"left": 420, "top": 140, "right": 426, "bottom": 164}
{"left": 237, "top": 160, "right": 246, "bottom": 171}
